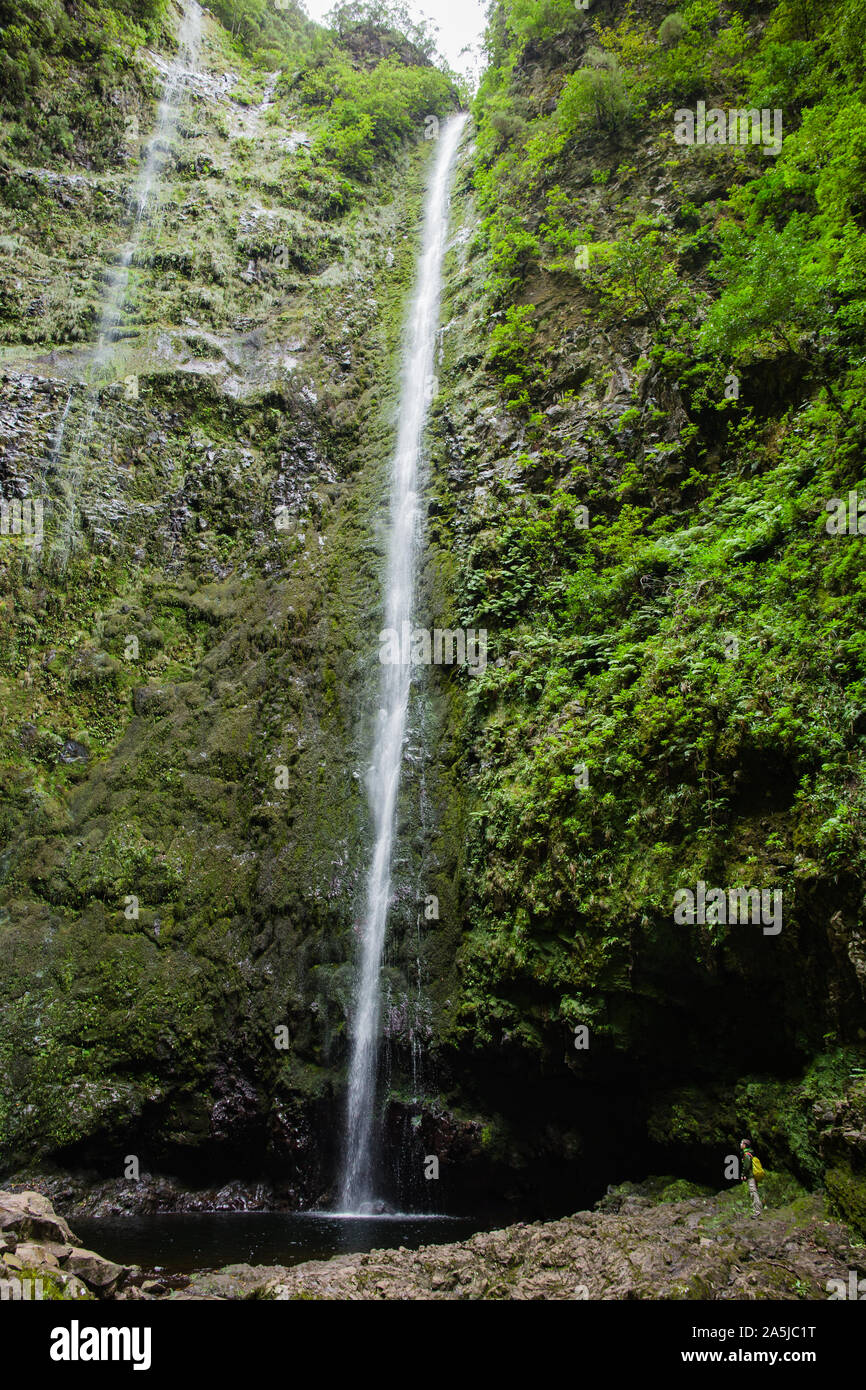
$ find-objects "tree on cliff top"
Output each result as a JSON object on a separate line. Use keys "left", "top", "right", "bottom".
{"left": 325, "top": 1, "right": 439, "bottom": 65}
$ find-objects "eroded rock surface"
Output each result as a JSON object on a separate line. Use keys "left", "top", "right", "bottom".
{"left": 190, "top": 1184, "right": 863, "bottom": 1301}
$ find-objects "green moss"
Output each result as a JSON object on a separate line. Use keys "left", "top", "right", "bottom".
{"left": 17, "top": 1266, "right": 96, "bottom": 1300}
{"left": 825, "top": 1165, "right": 866, "bottom": 1240}
{"left": 0, "top": 0, "right": 457, "bottom": 1174}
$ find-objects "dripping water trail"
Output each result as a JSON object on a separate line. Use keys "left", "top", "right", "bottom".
{"left": 46, "top": 0, "right": 202, "bottom": 570}
{"left": 339, "top": 113, "right": 467, "bottom": 1215}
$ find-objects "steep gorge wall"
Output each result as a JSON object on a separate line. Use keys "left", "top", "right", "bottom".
{"left": 0, "top": 0, "right": 453, "bottom": 1204}
{"left": 1, "top": 0, "right": 865, "bottom": 1233}
{"left": 419, "top": 0, "right": 866, "bottom": 1226}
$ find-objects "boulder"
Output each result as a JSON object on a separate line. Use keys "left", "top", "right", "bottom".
{"left": 51, "top": 1272, "right": 95, "bottom": 1300}
{"left": 63, "top": 1246, "right": 126, "bottom": 1290}
{"left": 0, "top": 1192, "right": 74, "bottom": 1246}
{"left": 13, "top": 1241, "right": 60, "bottom": 1267}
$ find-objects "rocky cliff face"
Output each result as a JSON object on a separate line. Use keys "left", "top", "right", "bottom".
{"left": 1, "top": 0, "right": 865, "bottom": 1235}
{"left": 420, "top": 0, "right": 866, "bottom": 1225}
{"left": 0, "top": 0, "right": 456, "bottom": 1204}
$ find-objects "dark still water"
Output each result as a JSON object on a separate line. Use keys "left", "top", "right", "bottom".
{"left": 71, "top": 1212, "right": 486, "bottom": 1275}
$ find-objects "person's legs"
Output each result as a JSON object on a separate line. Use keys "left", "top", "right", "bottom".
{"left": 748, "top": 1177, "right": 763, "bottom": 1217}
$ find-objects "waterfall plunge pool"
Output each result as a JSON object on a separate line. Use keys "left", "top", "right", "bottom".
{"left": 71, "top": 1210, "right": 489, "bottom": 1275}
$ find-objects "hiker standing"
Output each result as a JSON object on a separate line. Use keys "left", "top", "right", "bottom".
{"left": 740, "top": 1138, "right": 763, "bottom": 1217}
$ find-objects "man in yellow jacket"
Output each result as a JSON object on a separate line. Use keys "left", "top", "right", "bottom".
{"left": 740, "top": 1138, "right": 763, "bottom": 1217}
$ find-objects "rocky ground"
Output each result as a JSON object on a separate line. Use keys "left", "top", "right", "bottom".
{"left": 2, "top": 1177, "right": 862, "bottom": 1301}
{"left": 1, "top": 1189, "right": 124, "bottom": 1300}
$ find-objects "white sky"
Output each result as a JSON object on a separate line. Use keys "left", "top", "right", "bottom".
{"left": 300, "top": 0, "right": 488, "bottom": 81}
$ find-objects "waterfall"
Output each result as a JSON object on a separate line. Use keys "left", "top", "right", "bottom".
{"left": 339, "top": 112, "right": 468, "bottom": 1214}
{"left": 48, "top": 0, "right": 202, "bottom": 568}
{"left": 96, "top": 0, "right": 203, "bottom": 356}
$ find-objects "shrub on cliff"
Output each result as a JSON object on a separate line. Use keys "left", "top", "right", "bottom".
{"left": 658, "top": 13, "right": 686, "bottom": 48}
{"left": 300, "top": 55, "right": 455, "bottom": 182}
{"left": 506, "top": 0, "right": 583, "bottom": 46}
{"left": 557, "top": 51, "right": 632, "bottom": 138}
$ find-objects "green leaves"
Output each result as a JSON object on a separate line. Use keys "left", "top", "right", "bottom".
{"left": 482, "top": 220, "right": 540, "bottom": 302}
{"left": 586, "top": 227, "right": 687, "bottom": 330}
{"left": 505, "top": 0, "right": 582, "bottom": 48}
{"left": 557, "top": 53, "right": 632, "bottom": 139}
{"left": 486, "top": 303, "right": 536, "bottom": 376}
{"left": 701, "top": 217, "right": 824, "bottom": 360}
{"left": 305, "top": 56, "right": 454, "bottom": 182}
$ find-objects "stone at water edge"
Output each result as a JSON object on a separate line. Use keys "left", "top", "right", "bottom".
{"left": 63, "top": 1247, "right": 126, "bottom": 1289}
{"left": 0, "top": 1190, "right": 130, "bottom": 1296}
{"left": 0, "top": 1191, "right": 75, "bottom": 1246}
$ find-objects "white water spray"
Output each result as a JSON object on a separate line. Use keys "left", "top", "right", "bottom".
{"left": 340, "top": 113, "right": 467, "bottom": 1213}
{"left": 97, "top": 0, "right": 202, "bottom": 356}
{"left": 50, "top": 0, "right": 202, "bottom": 567}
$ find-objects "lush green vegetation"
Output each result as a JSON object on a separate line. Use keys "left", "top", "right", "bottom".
{"left": 0, "top": 0, "right": 172, "bottom": 167}
{"left": 290, "top": 50, "right": 456, "bottom": 183}
{"left": 0, "top": 0, "right": 458, "bottom": 203}
{"left": 288, "top": 3, "right": 459, "bottom": 191}
{"left": 429, "top": 0, "right": 866, "bottom": 1218}
{"left": 204, "top": 0, "right": 314, "bottom": 68}
{"left": 1, "top": 0, "right": 864, "bottom": 1224}
{"left": 458, "top": 0, "right": 866, "bottom": 968}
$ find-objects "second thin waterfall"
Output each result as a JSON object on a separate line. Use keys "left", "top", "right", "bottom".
{"left": 49, "top": 0, "right": 202, "bottom": 568}
{"left": 340, "top": 113, "right": 468, "bottom": 1213}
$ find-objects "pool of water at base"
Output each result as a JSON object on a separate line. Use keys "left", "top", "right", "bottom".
{"left": 71, "top": 1212, "right": 492, "bottom": 1275}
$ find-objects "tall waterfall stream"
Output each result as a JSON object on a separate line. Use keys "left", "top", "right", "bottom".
{"left": 339, "top": 114, "right": 468, "bottom": 1214}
